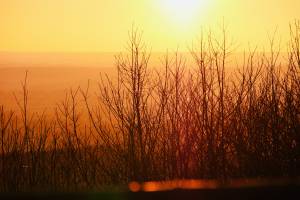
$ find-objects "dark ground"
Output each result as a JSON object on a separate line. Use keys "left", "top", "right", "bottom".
{"left": 0, "top": 178, "right": 299, "bottom": 200}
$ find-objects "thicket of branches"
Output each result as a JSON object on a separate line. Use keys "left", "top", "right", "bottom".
{"left": 0, "top": 22, "right": 300, "bottom": 191}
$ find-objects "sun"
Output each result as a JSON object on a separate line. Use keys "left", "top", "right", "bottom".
{"left": 161, "top": 0, "right": 208, "bottom": 26}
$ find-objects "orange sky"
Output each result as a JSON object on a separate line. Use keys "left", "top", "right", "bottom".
{"left": 0, "top": 0, "right": 299, "bottom": 52}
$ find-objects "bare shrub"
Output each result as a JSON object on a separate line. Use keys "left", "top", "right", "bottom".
{"left": 0, "top": 22, "right": 300, "bottom": 191}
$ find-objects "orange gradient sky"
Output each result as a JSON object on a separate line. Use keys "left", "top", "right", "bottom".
{"left": 0, "top": 0, "right": 299, "bottom": 52}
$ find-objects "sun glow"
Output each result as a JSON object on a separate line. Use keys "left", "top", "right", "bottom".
{"left": 161, "top": 0, "right": 208, "bottom": 27}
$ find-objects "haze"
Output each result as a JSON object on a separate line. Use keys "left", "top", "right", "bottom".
{"left": 0, "top": 0, "right": 299, "bottom": 52}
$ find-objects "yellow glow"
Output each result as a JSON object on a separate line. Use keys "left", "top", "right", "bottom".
{"left": 0, "top": 0, "right": 299, "bottom": 52}
{"left": 161, "top": 0, "right": 208, "bottom": 27}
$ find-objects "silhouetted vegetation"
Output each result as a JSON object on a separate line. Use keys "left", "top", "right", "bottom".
{"left": 0, "top": 22, "right": 300, "bottom": 192}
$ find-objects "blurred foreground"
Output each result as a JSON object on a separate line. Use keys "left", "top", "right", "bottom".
{"left": 0, "top": 178, "right": 299, "bottom": 200}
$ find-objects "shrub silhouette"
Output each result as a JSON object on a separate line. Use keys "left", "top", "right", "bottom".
{"left": 0, "top": 22, "right": 300, "bottom": 191}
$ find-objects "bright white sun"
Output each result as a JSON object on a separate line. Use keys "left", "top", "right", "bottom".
{"left": 162, "top": 0, "right": 208, "bottom": 26}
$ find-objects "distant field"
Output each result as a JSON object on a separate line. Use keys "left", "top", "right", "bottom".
{"left": 0, "top": 67, "right": 115, "bottom": 113}
{"left": 0, "top": 51, "right": 288, "bottom": 113}
{"left": 0, "top": 52, "right": 179, "bottom": 112}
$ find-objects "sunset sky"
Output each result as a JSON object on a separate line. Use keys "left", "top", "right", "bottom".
{"left": 0, "top": 0, "right": 299, "bottom": 52}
